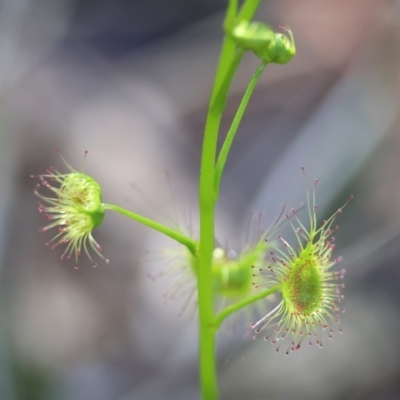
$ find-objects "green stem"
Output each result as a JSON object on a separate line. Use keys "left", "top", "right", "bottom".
{"left": 213, "top": 285, "right": 280, "bottom": 329}
{"left": 198, "top": 111, "right": 220, "bottom": 400}
{"left": 103, "top": 203, "right": 197, "bottom": 256}
{"left": 199, "top": 321, "right": 218, "bottom": 399}
{"left": 211, "top": 48, "right": 245, "bottom": 115}
{"left": 209, "top": 36, "right": 237, "bottom": 111}
{"left": 224, "top": 0, "right": 238, "bottom": 30}
{"left": 197, "top": 1, "right": 264, "bottom": 399}
{"left": 237, "top": 0, "right": 262, "bottom": 22}
{"left": 214, "top": 61, "right": 267, "bottom": 198}
{"left": 197, "top": 8, "right": 242, "bottom": 400}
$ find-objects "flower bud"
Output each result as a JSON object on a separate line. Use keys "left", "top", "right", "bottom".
{"left": 212, "top": 240, "right": 268, "bottom": 298}
{"left": 155, "top": 225, "right": 269, "bottom": 318}
{"left": 229, "top": 21, "right": 296, "bottom": 64}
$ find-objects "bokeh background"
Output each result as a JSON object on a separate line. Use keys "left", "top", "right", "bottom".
{"left": 1, "top": 0, "right": 400, "bottom": 399}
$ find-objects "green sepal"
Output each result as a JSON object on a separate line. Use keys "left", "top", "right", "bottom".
{"left": 229, "top": 20, "right": 275, "bottom": 53}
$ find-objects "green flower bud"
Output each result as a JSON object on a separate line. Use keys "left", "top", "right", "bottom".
{"left": 212, "top": 240, "right": 268, "bottom": 298}
{"left": 229, "top": 21, "right": 296, "bottom": 64}
{"left": 252, "top": 170, "right": 353, "bottom": 354}
{"left": 261, "top": 24, "right": 296, "bottom": 64}
{"left": 32, "top": 150, "right": 108, "bottom": 268}
{"left": 154, "top": 217, "right": 270, "bottom": 318}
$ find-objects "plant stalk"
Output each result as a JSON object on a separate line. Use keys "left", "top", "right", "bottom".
{"left": 198, "top": 1, "right": 264, "bottom": 398}
{"left": 214, "top": 61, "right": 267, "bottom": 198}
{"left": 103, "top": 203, "right": 197, "bottom": 256}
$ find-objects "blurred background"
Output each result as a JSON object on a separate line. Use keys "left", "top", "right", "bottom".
{"left": 1, "top": 0, "right": 400, "bottom": 399}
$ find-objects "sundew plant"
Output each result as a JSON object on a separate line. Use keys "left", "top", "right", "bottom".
{"left": 32, "top": 1, "right": 353, "bottom": 399}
